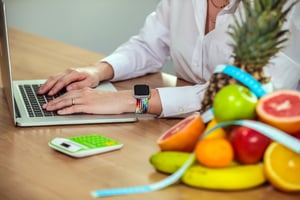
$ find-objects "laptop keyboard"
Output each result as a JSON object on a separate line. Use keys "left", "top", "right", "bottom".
{"left": 18, "top": 84, "right": 66, "bottom": 117}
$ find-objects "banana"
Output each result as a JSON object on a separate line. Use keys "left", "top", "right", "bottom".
{"left": 181, "top": 163, "right": 266, "bottom": 190}
{"left": 149, "top": 151, "right": 195, "bottom": 174}
{"left": 149, "top": 151, "right": 266, "bottom": 190}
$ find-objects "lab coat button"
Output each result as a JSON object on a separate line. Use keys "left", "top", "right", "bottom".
{"left": 178, "top": 107, "right": 184, "bottom": 113}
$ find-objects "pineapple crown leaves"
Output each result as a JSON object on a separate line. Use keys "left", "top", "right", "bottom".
{"left": 227, "top": 0, "right": 299, "bottom": 70}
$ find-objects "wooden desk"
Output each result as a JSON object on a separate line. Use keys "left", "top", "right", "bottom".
{"left": 0, "top": 28, "right": 299, "bottom": 200}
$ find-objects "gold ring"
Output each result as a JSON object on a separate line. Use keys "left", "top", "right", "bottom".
{"left": 72, "top": 98, "right": 75, "bottom": 105}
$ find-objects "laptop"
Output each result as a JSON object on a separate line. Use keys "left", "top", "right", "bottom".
{"left": 0, "top": 0, "right": 137, "bottom": 126}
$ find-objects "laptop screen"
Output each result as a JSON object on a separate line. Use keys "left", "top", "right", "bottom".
{"left": 0, "top": 0, "right": 17, "bottom": 124}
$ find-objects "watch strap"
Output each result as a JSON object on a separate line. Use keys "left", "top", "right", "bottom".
{"left": 135, "top": 98, "right": 149, "bottom": 114}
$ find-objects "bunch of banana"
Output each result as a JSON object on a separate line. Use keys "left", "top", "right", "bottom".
{"left": 150, "top": 151, "right": 266, "bottom": 190}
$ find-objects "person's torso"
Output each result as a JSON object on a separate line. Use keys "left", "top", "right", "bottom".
{"left": 167, "top": 0, "right": 240, "bottom": 84}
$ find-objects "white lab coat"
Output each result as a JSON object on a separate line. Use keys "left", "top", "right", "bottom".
{"left": 102, "top": 0, "right": 300, "bottom": 117}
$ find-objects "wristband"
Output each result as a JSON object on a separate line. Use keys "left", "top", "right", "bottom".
{"left": 133, "top": 84, "right": 150, "bottom": 114}
{"left": 135, "top": 98, "right": 149, "bottom": 114}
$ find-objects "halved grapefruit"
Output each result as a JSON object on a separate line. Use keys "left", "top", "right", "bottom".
{"left": 256, "top": 90, "right": 300, "bottom": 134}
{"left": 157, "top": 113, "right": 205, "bottom": 152}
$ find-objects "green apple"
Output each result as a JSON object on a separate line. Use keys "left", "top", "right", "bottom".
{"left": 213, "top": 84, "right": 257, "bottom": 122}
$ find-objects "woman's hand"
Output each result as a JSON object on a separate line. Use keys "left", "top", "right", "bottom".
{"left": 43, "top": 88, "right": 136, "bottom": 115}
{"left": 38, "top": 62, "right": 114, "bottom": 96}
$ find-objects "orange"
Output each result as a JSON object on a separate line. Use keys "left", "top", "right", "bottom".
{"left": 195, "top": 138, "right": 234, "bottom": 168}
{"left": 157, "top": 113, "right": 205, "bottom": 152}
{"left": 264, "top": 142, "right": 300, "bottom": 192}
{"left": 203, "top": 118, "right": 227, "bottom": 139}
{"left": 256, "top": 90, "right": 300, "bottom": 134}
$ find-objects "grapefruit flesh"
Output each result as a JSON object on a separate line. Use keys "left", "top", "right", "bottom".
{"left": 256, "top": 90, "right": 300, "bottom": 134}
{"left": 157, "top": 113, "right": 205, "bottom": 152}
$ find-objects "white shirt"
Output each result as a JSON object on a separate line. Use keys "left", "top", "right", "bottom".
{"left": 102, "top": 0, "right": 300, "bottom": 117}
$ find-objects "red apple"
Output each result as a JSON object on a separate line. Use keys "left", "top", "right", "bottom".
{"left": 229, "top": 126, "right": 271, "bottom": 164}
{"left": 293, "top": 132, "right": 300, "bottom": 140}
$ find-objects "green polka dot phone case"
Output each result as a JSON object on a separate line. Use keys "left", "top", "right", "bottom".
{"left": 49, "top": 134, "right": 123, "bottom": 158}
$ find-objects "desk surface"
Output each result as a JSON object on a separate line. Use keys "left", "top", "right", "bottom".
{"left": 0, "top": 28, "right": 299, "bottom": 200}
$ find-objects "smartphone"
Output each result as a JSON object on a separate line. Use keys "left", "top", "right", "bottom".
{"left": 49, "top": 134, "right": 123, "bottom": 158}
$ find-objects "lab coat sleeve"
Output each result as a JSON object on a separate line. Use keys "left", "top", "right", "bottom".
{"left": 157, "top": 84, "right": 209, "bottom": 118}
{"left": 267, "top": 53, "right": 300, "bottom": 90}
{"left": 101, "top": 1, "right": 171, "bottom": 81}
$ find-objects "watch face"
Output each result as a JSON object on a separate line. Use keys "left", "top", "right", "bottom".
{"left": 134, "top": 84, "right": 150, "bottom": 96}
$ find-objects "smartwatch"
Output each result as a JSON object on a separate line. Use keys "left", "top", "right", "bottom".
{"left": 134, "top": 84, "right": 150, "bottom": 114}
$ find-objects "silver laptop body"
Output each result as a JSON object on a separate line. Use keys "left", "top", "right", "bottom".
{"left": 0, "top": 0, "right": 137, "bottom": 126}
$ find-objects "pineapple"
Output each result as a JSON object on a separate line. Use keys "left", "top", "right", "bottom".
{"left": 200, "top": 0, "right": 299, "bottom": 113}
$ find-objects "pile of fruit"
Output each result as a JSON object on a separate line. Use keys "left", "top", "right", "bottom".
{"left": 150, "top": 84, "right": 300, "bottom": 192}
